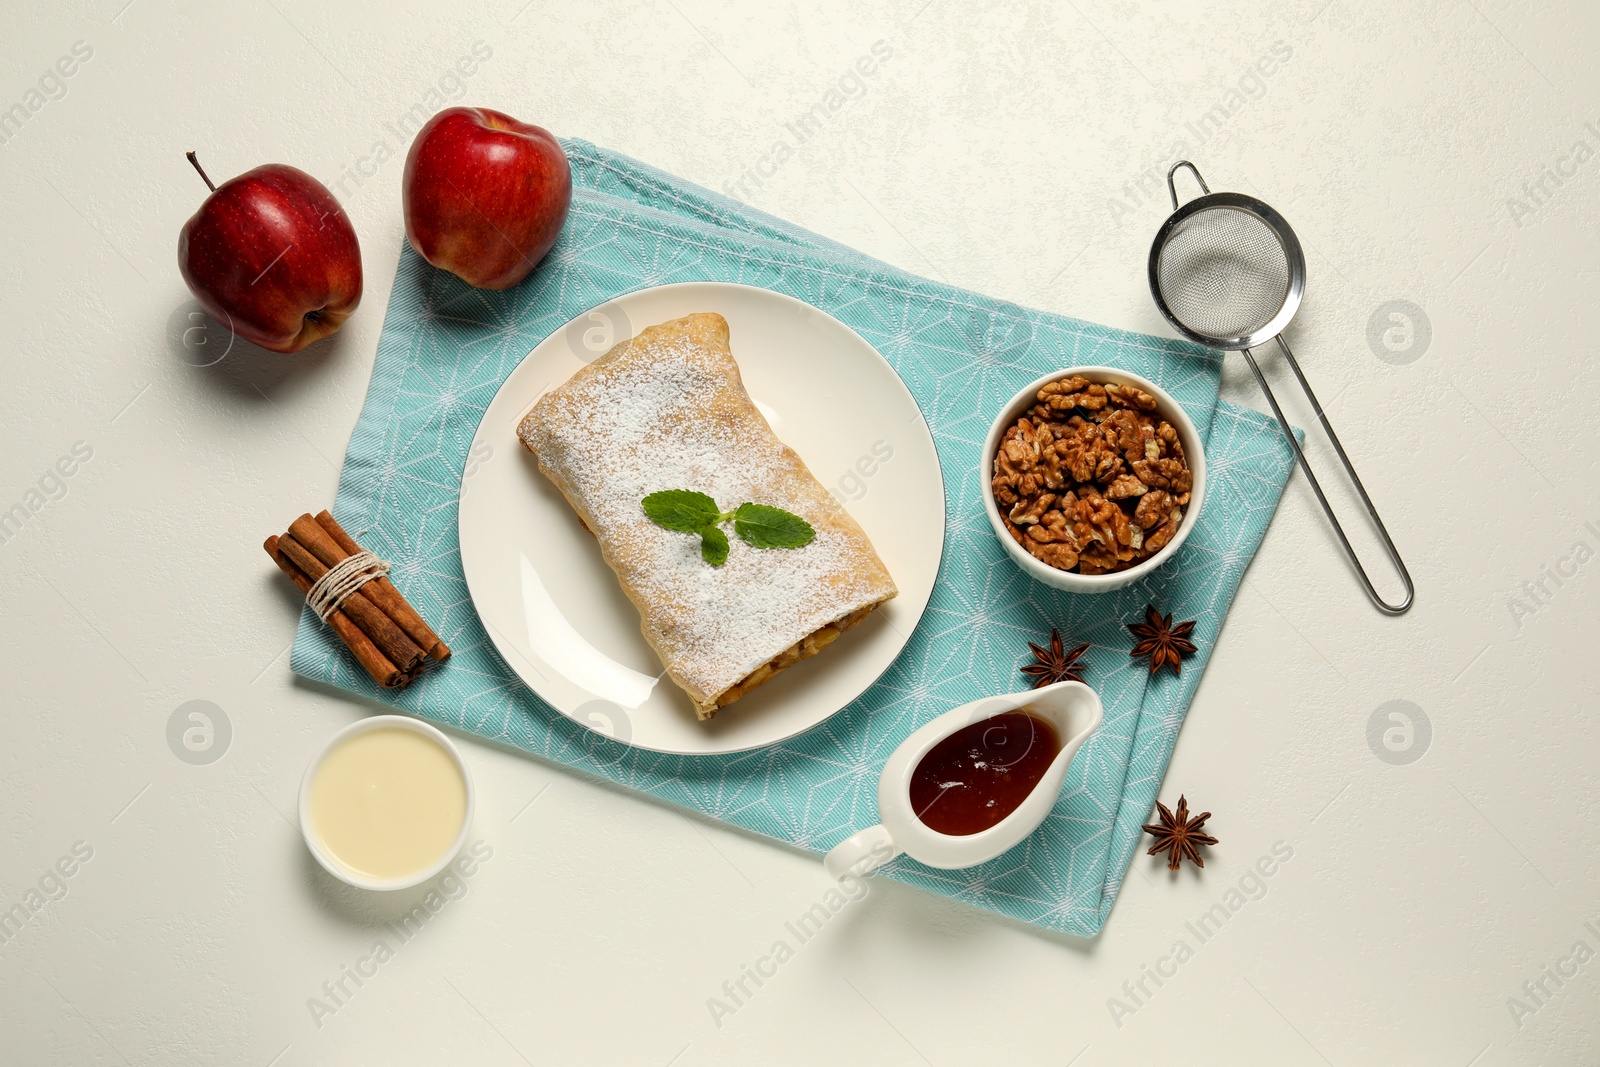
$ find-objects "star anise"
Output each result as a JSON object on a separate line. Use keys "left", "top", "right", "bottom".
{"left": 1127, "top": 605, "right": 1197, "bottom": 676}
{"left": 1021, "top": 628, "right": 1090, "bottom": 688}
{"left": 1142, "top": 795, "right": 1217, "bottom": 871}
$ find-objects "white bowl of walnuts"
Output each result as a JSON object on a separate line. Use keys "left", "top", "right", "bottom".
{"left": 982, "top": 366, "right": 1206, "bottom": 592}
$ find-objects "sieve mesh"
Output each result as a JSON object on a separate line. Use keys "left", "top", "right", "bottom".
{"left": 1156, "top": 206, "right": 1291, "bottom": 340}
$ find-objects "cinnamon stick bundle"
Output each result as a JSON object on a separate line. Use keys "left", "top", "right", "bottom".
{"left": 264, "top": 535, "right": 405, "bottom": 688}
{"left": 262, "top": 512, "right": 450, "bottom": 689}
{"left": 305, "top": 511, "right": 449, "bottom": 662}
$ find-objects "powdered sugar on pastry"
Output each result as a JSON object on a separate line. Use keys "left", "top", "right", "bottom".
{"left": 517, "top": 313, "right": 897, "bottom": 718}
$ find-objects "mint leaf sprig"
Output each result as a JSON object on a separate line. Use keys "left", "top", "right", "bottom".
{"left": 641, "top": 490, "right": 815, "bottom": 567}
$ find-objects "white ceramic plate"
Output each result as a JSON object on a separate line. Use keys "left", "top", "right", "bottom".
{"left": 459, "top": 282, "right": 944, "bottom": 755}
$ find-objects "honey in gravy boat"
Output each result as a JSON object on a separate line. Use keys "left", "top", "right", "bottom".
{"left": 825, "top": 682, "right": 1103, "bottom": 876}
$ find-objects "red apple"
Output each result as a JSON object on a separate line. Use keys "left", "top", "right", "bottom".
{"left": 177, "top": 153, "right": 362, "bottom": 354}
{"left": 402, "top": 107, "right": 571, "bottom": 290}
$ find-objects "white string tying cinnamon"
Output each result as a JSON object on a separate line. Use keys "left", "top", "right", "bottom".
{"left": 305, "top": 550, "right": 390, "bottom": 622}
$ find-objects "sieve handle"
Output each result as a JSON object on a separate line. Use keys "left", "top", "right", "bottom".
{"left": 1167, "top": 161, "right": 1212, "bottom": 210}
{"left": 1240, "top": 337, "right": 1415, "bottom": 615}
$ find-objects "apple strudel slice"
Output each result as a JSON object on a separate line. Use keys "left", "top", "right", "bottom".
{"left": 517, "top": 312, "right": 897, "bottom": 720}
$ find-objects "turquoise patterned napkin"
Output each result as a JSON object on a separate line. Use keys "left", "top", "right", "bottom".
{"left": 291, "top": 140, "right": 1295, "bottom": 936}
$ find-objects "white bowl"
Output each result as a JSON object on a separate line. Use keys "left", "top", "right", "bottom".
{"left": 298, "top": 714, "right": 475, "bottom": 891}
{"left": 980, "top": 366, "right": 1206, "bottom": 593}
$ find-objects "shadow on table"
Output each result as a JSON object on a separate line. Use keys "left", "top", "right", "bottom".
{"left": 299, "top": 845, "right": 480, "bottom": 931}
{"left": 166, "top": 298, "right": 346, "bottom": 402}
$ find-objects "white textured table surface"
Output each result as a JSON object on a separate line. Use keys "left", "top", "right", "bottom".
{"left": 3, "top": 1, "right": 1598, "bottom": 1064}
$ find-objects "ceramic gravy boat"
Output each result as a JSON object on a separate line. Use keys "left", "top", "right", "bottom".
{"left": 823, "top": 681, "right": 1104, "bottom": 878}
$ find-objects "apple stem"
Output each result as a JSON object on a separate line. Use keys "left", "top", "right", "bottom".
{"left": 185, "top": 151, "right": 217, "bottom": 193}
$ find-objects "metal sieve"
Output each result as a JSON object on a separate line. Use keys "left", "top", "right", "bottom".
{"left": 1148, "top": 162, "right": 1413, "bottom": 614}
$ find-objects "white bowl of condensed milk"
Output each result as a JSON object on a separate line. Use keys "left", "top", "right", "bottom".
{"left": 299, "top": 715, "right": 474, "bottom": 891}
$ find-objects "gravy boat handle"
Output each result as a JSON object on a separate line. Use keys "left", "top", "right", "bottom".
{"left": 823, "top": 824, "right": 900, "bottom": 880}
